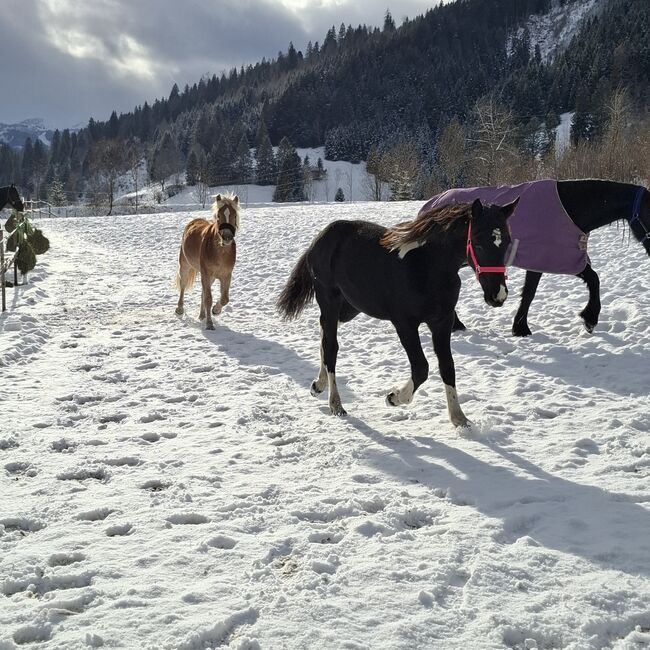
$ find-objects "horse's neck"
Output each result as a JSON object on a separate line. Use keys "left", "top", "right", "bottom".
{"left": 421, "top": 230, "right": 467, "bottom": 271}
{"left": 558, "top": 180, "right": 640, "bottom": 232}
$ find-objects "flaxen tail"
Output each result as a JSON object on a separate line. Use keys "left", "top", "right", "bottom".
{"left": 276, "top": 251, "right": 315, "bottom": 321}
{"left": 174, "top": 259, "right": 197, "bottom": 291}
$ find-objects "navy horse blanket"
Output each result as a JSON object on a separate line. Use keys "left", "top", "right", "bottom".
{"left": 419, "top": 180, "right": 590, "bottom": 274}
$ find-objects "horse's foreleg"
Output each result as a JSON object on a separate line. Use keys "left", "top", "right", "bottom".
{"left": 430, "top": 320, "right": 469, "bottom": 428}
{"left": 387, "top": 323, "right": 429, "bottom": 406}
{"left": 512, "top": 271, "right": 542, "bottom": 337}
{"left": 213, "top": 273, "right": 232, "bottom": 316}
{"left": 200, "top": 273, "right": 215, "bottom": 329}
{"left": 577, "top": 264, "right": 600, "bottom": 333}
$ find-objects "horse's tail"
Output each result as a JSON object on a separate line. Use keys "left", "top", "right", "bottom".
{"left": 174, "top": 254, "right": 197, "bottom": 291}
{"left": 276, "top": 251, "right": 315, "bottom": 321}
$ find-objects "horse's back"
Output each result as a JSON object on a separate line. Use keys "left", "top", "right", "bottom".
{"left": 309, "top": 219, "right": 387, "bottom": 275}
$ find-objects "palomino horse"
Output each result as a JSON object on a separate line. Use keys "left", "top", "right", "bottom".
{"left": 277, "top": 199, "right": 517, "bottom": 427}
{"left": 0, "top": 185, "right": 24, "bottom": 212}
{"left": 422, "top": 180, "right": 650, "bottom": 336}
{"left": 175, "top": 193, "right": 240, "bottom": 330}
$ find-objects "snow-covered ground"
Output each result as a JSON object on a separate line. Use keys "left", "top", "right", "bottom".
{"left": 1, "top": 202, "right": 650, "bottom": 649}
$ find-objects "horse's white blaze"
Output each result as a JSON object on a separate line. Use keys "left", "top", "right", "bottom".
{"left": 496, "top": 285, "right": 507, "bottom": 303}
{"left": 444, "top": 384, "right": 469, "bottom": 428}
{"left": 392, "top": 379, "right": 414, "bottom": 405}
{"left": 397, "top": 240, "right": 423, "bottom": 259}
{"left": 492, "top": 228, "right": 502, "bottom": 247}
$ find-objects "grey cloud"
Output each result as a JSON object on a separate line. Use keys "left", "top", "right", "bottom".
{"left": 1, "top": 0, "right": 434, "bottom": 129}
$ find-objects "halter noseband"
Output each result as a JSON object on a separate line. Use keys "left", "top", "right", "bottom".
{"left": 630, "top": 187, "right": 649, "bottom": 244}
{"left": 466, "top": 221, "right": 507, "bottom": 281}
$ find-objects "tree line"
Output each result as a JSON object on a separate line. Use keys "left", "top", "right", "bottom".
{"left": 0, "top": 0, "right": 648, "bottom": 207}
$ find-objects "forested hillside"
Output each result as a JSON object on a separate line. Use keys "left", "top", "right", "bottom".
{"left": 1, "top": 0, "right": 648, "bottom": 205}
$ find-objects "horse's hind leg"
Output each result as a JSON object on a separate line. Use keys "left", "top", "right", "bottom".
{"left": 452, "top": 311, "right": 467, "bottom": 332}
{"left": 311, "top": 298, "right": 358, "bottom": 400}
{"left": 387, "top": 322, "right": 429, "bottom": 406}
{"left": 314, "top": 289, "right": 346, "bottom": 416}
{"left": 428, "top": 318, "right": 469, "bottom": 427}
{"left": 577, "top": 264, "right": 600, "bottom": 333}
{"left": 512, "top": 271, "right": 542, "bottom": 337}
{"left": 175, "top": 252, "right": 191, "bottom": 316}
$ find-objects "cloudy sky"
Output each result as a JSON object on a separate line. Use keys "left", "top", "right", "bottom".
{"left": 2, "top": 0, "right": 437, "bottom": 129}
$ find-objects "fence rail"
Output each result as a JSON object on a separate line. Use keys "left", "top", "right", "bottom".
{"left": 1, "top": 213, "right": 23, "bottom": 312}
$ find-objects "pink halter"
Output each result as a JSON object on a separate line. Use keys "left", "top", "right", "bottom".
{"left": 466, "top": 221, "right": 507, "bottom": 281}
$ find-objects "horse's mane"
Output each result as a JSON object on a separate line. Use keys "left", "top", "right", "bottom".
{"left": 381, "top": 203, "right": 472, "bottom": 258}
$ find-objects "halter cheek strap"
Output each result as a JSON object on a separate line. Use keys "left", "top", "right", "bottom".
{"left": 466, "top": 221, "right": 507, "bottom": 281}
{"left": 630, "top": 187, "right": 649, "bottom": 244}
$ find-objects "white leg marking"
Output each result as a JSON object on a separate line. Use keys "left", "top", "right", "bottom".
{"left": 328, "top": 371, "right": 346, "bottom": 416}
{"left": 311, "top": 337, "right": 328, "bottom": 396}
{"left": 388, "top": 378, "right": 414, "bottom": 406}
{"left": 445, "top": 384, "right": 469, "bottom": 428}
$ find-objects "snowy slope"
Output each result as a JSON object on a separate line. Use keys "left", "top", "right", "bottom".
{"left": 1, "top": 202, "right": 650, "bottom": 649}
{"left": 508, "top": 0, "right": 603, "bottom": 63}
{"left": 0, "top": 119, "right": 54, "bottom": 150}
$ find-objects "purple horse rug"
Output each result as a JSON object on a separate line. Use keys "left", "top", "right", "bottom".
{"left": 419, "top": 180, "right": 590, "bottom": 275}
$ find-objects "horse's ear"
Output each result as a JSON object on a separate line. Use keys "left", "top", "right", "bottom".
{"left": 501, "top": 197, "right": 519, "bottom": 220}
{"left": 471, "top": 198, "right": 483, "bottom": 220}
{"left": 216, "top": 193, "right": 222, "bottom": 202}
{"left": 233, "top": 195, "right": 239, "bottom": 205}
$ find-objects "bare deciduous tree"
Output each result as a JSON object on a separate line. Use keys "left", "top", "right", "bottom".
{"left": 468, "top": 95, "right": 516, "bottom": 185}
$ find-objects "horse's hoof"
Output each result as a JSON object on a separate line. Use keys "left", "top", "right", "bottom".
{"left": 580, "top": 309, "right": 597, "bottom": 333}
{"left": 512, "top": 323, "right": 532, "bottom": 337}
{"left": 310, "top": 381, "right": 324, "bottom": 397}
{"left": 452, "top": 319, "right": 467, "bottom": 332}
{"left": 452, "top": 415, "right": 471, "bottom": 428}
{"left": 175, "top": 307, "right": 184, "bottom": 316}
{"left": 386, "top": 392, "right": 397, "bottom": 407}
{"left": 329, "top": 403, "right": 347, "bottom": 417}
{"left": 212, "top": 303, "right": 222, "bottom": 316}
{"left": 205, "top": 323, "right": 215, "bottom": 331}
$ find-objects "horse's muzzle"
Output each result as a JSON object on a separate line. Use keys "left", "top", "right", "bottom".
{"left": 219, "top": 225, "right": 235, "bottom": 245}
{"left": 485, "top": 284, "right": 508, "bottom": 308}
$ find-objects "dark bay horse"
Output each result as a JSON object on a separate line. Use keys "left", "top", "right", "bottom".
{"left": 424, "top": 180, "right": 650, "bottom": 336}
{"left": 0, "top": 185, "right": 24, "bottom": 212}
{"left": 277, "top": 199, "right": 518, "bottom": 427}
{"left": 175, "top": 193, "right": 240, "bottom": 330}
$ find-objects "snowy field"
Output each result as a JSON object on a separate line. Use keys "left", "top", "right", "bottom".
{"left": 1, "top": 202, "right": 650, "bottom": 649}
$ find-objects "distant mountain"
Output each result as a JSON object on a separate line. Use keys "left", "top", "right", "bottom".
{"left": 0, "top": 118, "right": 54, "bottom": 149}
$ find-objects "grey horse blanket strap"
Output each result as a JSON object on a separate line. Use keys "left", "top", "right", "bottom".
{"left": 419, "top": 180, "right": 590, "bottom": 275}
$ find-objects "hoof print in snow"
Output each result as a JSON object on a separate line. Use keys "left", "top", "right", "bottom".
{"left": 166, "top": 513, "right": 210, "bottom": 525}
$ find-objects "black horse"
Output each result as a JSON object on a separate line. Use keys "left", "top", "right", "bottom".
{"left": 277, "top": 199, "right": 517, "bottom": 427}
{"left": 511, "top": 180, "right": 650, "bottom": 336}
{"left": 436, "top": 180, "right": 650, "bottom": 336}
{"left": 0, "top": 184, "right": 24, "bottom": 212}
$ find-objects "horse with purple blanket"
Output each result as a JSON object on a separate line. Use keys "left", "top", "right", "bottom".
{"left": 421, "top": 180, "right": 650, "bottom": 336}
